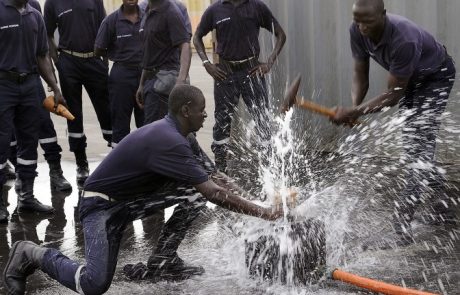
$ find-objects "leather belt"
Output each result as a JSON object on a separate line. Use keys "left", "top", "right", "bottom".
{"left": 219, "top": 56, "right": 257, "bottom": 72}
{"left": 82, "top": 190, "right": 116, "bottom": 202}
{"left": 61, "top": 49, "right": 95, "bottom": 58}
{"left": 0, "top": 71, "right": 35, "bottom": 84}
{"left": 114, "top": 61, "right": 142, "bottom": 70}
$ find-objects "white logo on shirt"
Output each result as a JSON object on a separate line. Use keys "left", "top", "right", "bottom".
{"left": 216, "top": 17, "right": 230, "bottom": 25}
{"left": 0, "top": 24, "right": 19, "bottom": 30}
{"left": 117, "top": 34, "right": 133, "bottom": 39}
{"left": 58, "top": 9, "right": 73, "bottom": 18}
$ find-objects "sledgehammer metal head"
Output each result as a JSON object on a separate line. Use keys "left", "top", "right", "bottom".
{"left": 281, "top": 74, "right": 301, "bottom": 114}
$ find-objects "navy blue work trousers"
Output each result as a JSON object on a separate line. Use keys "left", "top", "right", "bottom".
{"left": 142, "top": 69, "right": 179, "bottom": 125}
{"left": 109, "top": 63, "right": 144, "bottom": 145}
{"left": 41, "top": 191, "right": 206, "bottom": 294}
{"left": 56, "top": 52, "right": 112, "bottom": 152}
{"left": 396, "top": 56, "right": 456, "bottom": 222}
{"left": 211, "top": 64, "right": 270, "bottom": 162}
{"left": 0, "top": 76, "right": 41, "bottom": 185}
{"left": 9, "top": 78, "right": 62, "bottom": 165}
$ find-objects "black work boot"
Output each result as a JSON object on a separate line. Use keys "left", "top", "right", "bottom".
{"left": 74, "top": 150, "right": 89, "bottom": 188}
{"left": 124, "top": 254, "right": 204, "bottom": 281}
{"left": 3, "top": 240, "right": 48, "bottom": 294}
{"left": 0, "top": 184, "right": 9, "bottom": 223}
{"left": 48, "top": 161, "right": 72, "bottom": 192}
{"left": 17, "top": 178, "right": 55, "bottom": 214}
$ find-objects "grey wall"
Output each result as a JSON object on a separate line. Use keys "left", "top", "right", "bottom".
{"left": 260, "top": 0, "right": 460, "bottom": 163}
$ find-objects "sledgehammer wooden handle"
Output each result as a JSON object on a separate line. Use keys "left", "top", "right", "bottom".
{"left": 296, "top": 99, "right": 336, "bottom": 118}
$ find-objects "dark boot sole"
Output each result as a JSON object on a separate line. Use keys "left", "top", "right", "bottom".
{"left": 3, "top": 240, "right": 23, "bottom": 295}
{"left": 17, "top": 207, "right": 55, "bottom": 215}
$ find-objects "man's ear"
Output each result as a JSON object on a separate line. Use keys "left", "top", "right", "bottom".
{"left": 180, "top": 104, "right": 190, "bottom": 118}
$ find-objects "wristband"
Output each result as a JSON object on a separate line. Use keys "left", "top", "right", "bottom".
{"left": 202, "top": 59, "right": 211, "bottom": 66}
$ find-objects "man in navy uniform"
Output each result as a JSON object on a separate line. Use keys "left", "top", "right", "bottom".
{"left": 0, "top": 0, "right": 66, "bottom": 222}
{"left": 44, "top": 0, "right": 112, "bottom": 187}
{"left": 94, "top": 0, "right": 144, "bottom": 147}
{"left": 136, "top": 0, "right": 192, "bottom": 125}
{"left": 8, "top": 0, "right": 71, "bottom": 195}
{"left": 331, "top": 0, "right": 456, "bottom": 245}
{"left": 139, "top": 0, "right": 192, "bottom": 36}
{"left": 193, "top": 0, "right": 286, "bottom": 173}
{"left": 3, "top": 85, "right": 283, "bottom": 295}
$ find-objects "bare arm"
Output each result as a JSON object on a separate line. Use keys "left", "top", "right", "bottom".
{"left": 194, "top": 177, "right": 282, "bottom": 221}
{"left": 192, "top": 33, "right": 227, "bottom": 81}
{"left": 332, "top": 73, "right": 409, "bottom": 124}
{"left": 37, "top": 54, "right": 65, "bottom": 106}
{"left": 351, "top": 59, "right": 370, "bottom": 107}
{"left": 176, "top": 42, "right": 191, "bottom": 84}
{"left": 135, "top": 70, "right": 148, "bottom": 109}
{"left": 249, "top": 22, "right": 286, "bottom": 76}
{"left": 47, "top": 36, "right": 59, "bottom": 64}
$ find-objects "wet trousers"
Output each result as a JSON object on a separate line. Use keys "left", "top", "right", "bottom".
{"left": 40, "top": 192, "right": 206, "bottom": 294}
{"left": 396, "top": 56, "right": 456, "bottom": 223}
{"left": 211, "top": 64, "right": 270, "bottom": 166}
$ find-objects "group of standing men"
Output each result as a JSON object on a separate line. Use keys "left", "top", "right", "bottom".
{"left": 0, "top": 0, "right": 457, "bottom": 294}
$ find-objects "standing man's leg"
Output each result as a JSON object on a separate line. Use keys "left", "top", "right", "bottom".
{"left": 55, "top": 54, "right": 88, "bottom": 187}
{"left": 395, "top": 58, "right": 456, "bottom": 240}
{"left": 143, "top": 70, "right": 178, "bottom": 125}
{"left": 240, "top": 69, "right": 271, "bottom": 146}
{"left": 13, "top": 78, "right": 54, "bottom": 214}
{"left": 109, "top": 64, "right": 143, "bottom": 147}
{"left": 82, "top": 58, "right": 112, "bottom": 147}
{"left": 36, "top": 77, "right": 71, "bottom": 192}
{"left": 211, "top": 68, "right": 240, "bottom": 173}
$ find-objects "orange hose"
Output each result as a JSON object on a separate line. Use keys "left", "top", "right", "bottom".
{"left": 332, "top": 269, "right": 439, "bottom": 295}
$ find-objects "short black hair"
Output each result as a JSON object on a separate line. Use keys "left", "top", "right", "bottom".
{"left": 169, "top": 84, "right": 204, "bottom": 115}
{"left": 354, "top": 0, "right": 384, "bottom": 13}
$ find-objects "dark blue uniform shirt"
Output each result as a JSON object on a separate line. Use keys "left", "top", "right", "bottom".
{"left": 139, "top": 0, "right": 192, "bottom": 36}
{"left": 195, "top": 0, "right": 279, "bottom": 61}
{"left": 95, "top": 4, "right": 144, "bottom": 64}
{"left": 140, "top": 0, "right": 190, "bottom": 71}
{"left": 84, "top": 115, "right": 209, "bottom": 200}
{"left": 350, "top": 14, "right": 447, "bottom": 79}
{"left": 28, "top": 0, "right": 41, "bottom": 13}
{"left": 0, "top": 0, "right": 48, "bottom": 73}
{"left": 44, "top": 0, "right": 106, "bottom": 52}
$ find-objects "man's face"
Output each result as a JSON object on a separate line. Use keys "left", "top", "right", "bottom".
{"left": 123, "top": 0, "right": 138, "bottom": 7}
{"left": 352, "top": 4, "right": 385, "bottom": 39}
{"left": 187, "top": 96, "right": 207, "bottom": 133}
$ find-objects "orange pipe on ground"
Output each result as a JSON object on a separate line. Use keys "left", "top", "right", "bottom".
{"left": 332, "top": 269, "right": 439, "bottom": 295}
{"left": 43, "top": 96, "right": 75, "bottom": 121}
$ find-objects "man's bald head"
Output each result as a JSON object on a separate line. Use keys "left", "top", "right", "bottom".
{"left": 354, "top": 0, "right": 385, "bottom": 14}
{"left": 169, "top": 84, "right": 205, "bottom": 115}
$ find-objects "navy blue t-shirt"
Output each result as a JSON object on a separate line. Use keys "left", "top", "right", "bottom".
{"left": 139, "top": 0, "right": 192, "bottom": 36}
{"left": 140, "top": 0, "right": 190, "bottom": 71}
{"left": 195, "top": 0, "right": 280, "bottom": 61}
{"left": 0, "top": 0, "right": 48, "bottom": 73}
{"left": 350, "top": 14, "right": 447, "bottom": 79}
{"left": 28, "top": 0, "right": 41, "bottom": 13}
{"left": 95, "top": 4, "right": 144, "bottom": 63}
{"left": 44, "top": 0, "right": 106, "bottom": 52}
{"left": 84, "top": 115, "right": 209, "bottom": 200}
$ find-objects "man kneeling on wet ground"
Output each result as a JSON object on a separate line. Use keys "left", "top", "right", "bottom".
{"left": 3, "top": 85, "right": 283, "bottom": 295}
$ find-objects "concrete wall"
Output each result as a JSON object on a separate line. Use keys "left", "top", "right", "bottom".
{"left": 261, "top": 0, "right": 460, "bottom": 163}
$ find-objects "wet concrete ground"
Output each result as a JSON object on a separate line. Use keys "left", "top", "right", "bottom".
{"left": 0, "top": 56, "right": 459, "bottom": 294}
